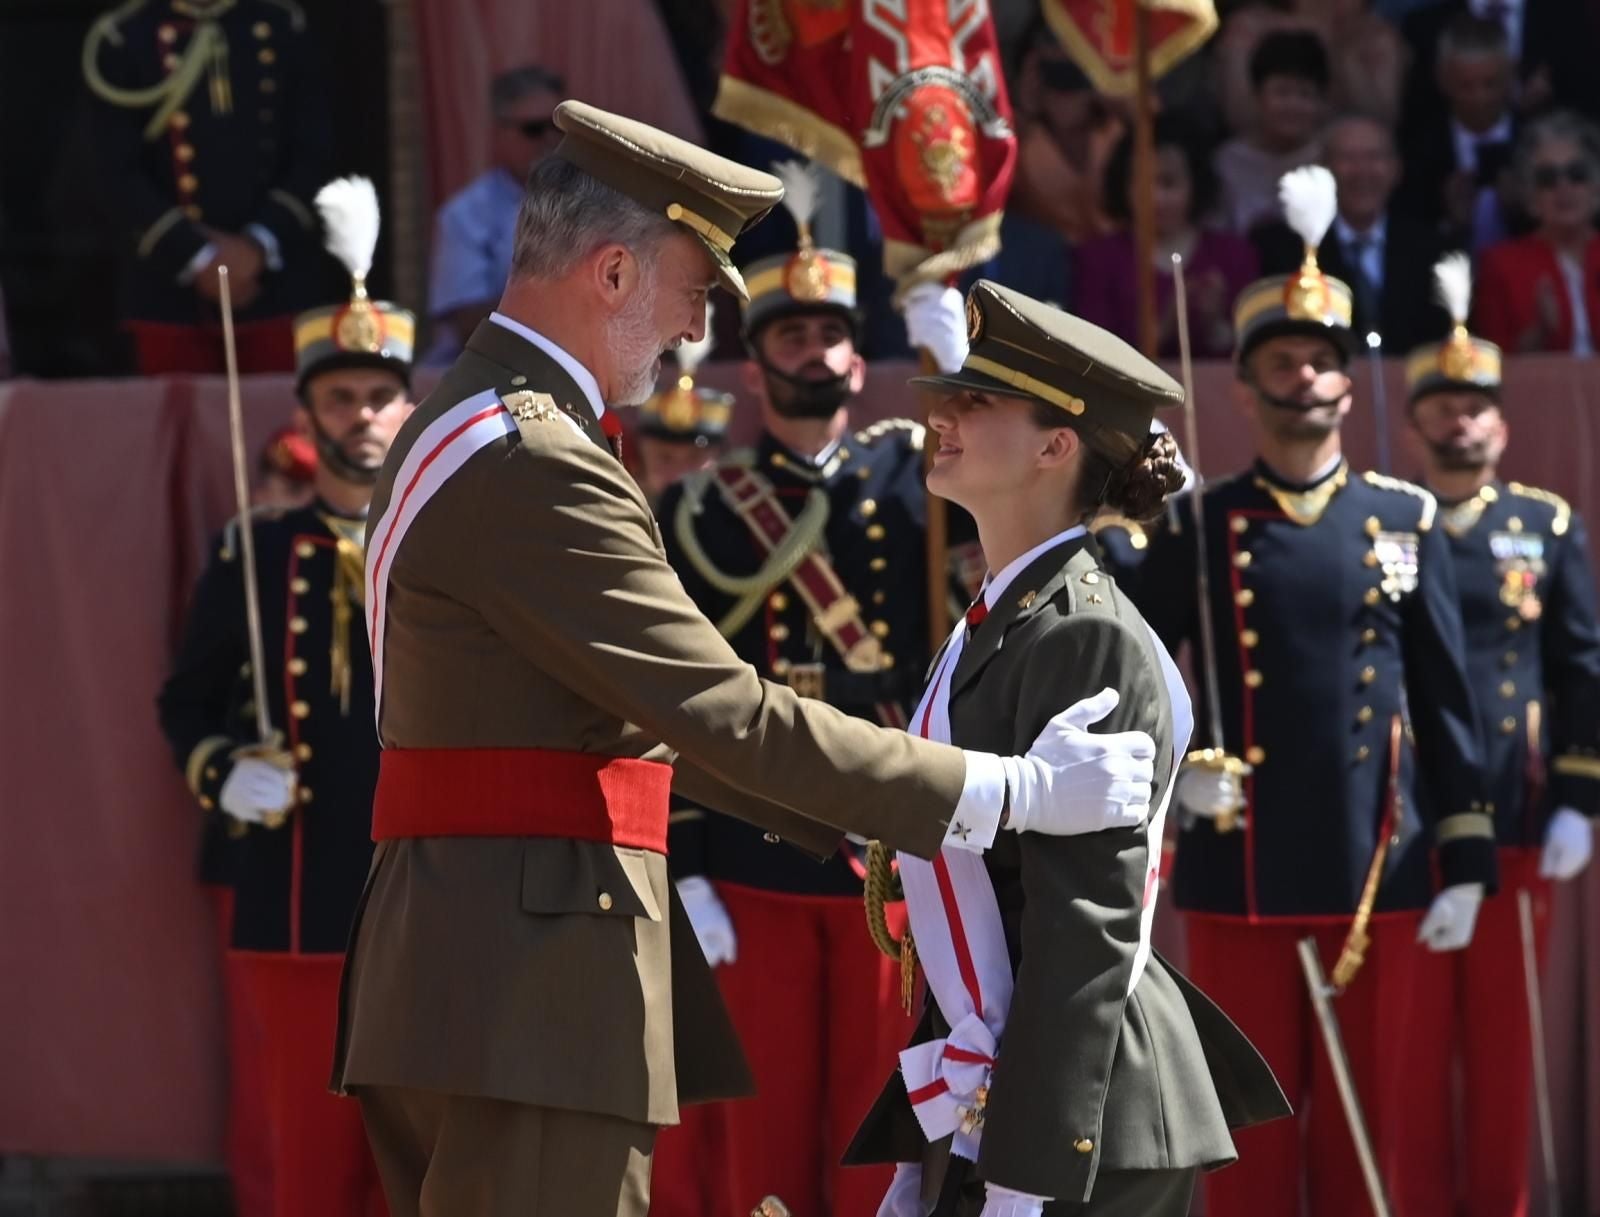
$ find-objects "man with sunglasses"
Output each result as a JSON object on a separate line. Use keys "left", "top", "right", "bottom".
{"left": 1131, "top": 197, "right": 1494, "bottom": 1217}
{"left": 428, "top": 64, "right": 565, "bottom": 360}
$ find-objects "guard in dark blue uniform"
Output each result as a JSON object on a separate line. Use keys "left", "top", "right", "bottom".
{"left": 1130, "top": 200, "right": 1495, "bottom": 1217}
{"left": 652, "top": 173, "right": 980, "bottom": 1217}
{"left": 632, "top": 331, "right": 732, "bottom": 507}
{"left": 1401, "top": 256, "right": 1600, "bottom": 1217}
{"left": 157, "top": 181, "right": 411, "bottom": 1217}
{"left": 83, "top": 0, "right": 334, "bottom": 374}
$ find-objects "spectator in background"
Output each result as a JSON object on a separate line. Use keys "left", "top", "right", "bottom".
{"left": 1076, "top": 115, "right": 1259, "bottom": 358}
{"left": 426, "top": 65, "right": 564, "bottom": 362}
{"left": 1214, "top": 31, "right": 1330, "bottom": 234}
{"left": 1474, "top": 111, "right": 1600, "bottom": 354}
{"left": 1398, "top": 15, "right": 1519, "bottom": 252}
{"left": 1254, "top": 114, "right": 1451, "bottom": 351}
{"left": 1217, "top": 0, "right": 1409, "bottom": 135}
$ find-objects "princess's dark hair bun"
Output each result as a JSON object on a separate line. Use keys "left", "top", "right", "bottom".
{"left": 1111, "top": 430, "right": 1187, "bottom": 521}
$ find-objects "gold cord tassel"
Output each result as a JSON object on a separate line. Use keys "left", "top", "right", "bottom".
{"left": 327, "top": 532, "right": 366, "bottom": 718}
{"left": 864, "top": 840, "right": 918, "bottom": 1014}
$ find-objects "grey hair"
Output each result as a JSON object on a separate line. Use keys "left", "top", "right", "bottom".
{"left": 510, "top": 157, "right": 679, "bottom": 281}
{"left": 1514, "top": 110, "right": 1600, "bottom": 193}
{"left": 490, "top": 65, "right": 564, "bottom": 116}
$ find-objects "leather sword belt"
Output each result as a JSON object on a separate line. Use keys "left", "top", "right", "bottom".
{"left": 784, "top": 664, "right": 914, "bottom": 706}
{"left": 372, "top": 747, "right": 672, "bottom": 854}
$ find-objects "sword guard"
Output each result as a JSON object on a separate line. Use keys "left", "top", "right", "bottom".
{"left": 231, "top": 732, "right": 296, "bottom": 831}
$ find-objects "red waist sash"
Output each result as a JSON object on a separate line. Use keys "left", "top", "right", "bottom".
{"left": 372, "top": 748, "right": 671, "bottom": 854}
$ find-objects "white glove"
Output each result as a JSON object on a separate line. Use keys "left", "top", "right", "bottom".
{"left": 1540, "top": 807, "right": 1593, "bottom": 881}
{"left": 876, "top": 1162, "right": 924, "bottom": 1217}
{"left": 1416, "top": 882, "right": 1485, "bottom": 952}
{"left": 1002, "top": 688, "right": 1156, "bottom": 837}
{"left": 1174, "top": 761, "right": 1249, "bottom": 820}
{"left": 676, "top": 876, "right": 737, "bottom": 967}
{"left": 980, "top": 1183, "right": 1050, "bottom": 1217}
{"left": 218, "top": 757, "right": 297, "bottom": 824}
{"left": 902, "top": 281, "right": 968, "bottom": 374}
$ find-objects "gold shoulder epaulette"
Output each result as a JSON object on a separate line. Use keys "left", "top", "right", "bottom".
{"left": 854, "top": 417, "right": 927, "bottom": 449}
{"left": 1507, "top": 482, "right": 1572, "bottom": 537}
{"left": 1362, "top": 471, "right": 1438, "bottom": 533}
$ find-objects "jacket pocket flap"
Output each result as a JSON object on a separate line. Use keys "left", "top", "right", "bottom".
{"left": 520, "top": 838, "right": 662, "bottom": 922}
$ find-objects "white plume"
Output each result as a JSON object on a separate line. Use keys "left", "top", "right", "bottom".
{"left": 315, "top": 176, "right": 381, "bottom": 281}
{"left": 674, "top": 302, "right": 715, "bottom": 379}
{"left": 773, "top": 160, "right": 819, "bottom": 231}
{"left": 1279, "top": 165, "right": 1338, "bottom": 251}
{"left": 1433, "top": 252, "right": 1473, "bottom": 323}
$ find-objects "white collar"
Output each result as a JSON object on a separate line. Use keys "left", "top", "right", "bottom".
{"left": 1334, "top": 214, "right": 1387, "bottom": 248}
{"left": 488, "top": 312, "right": 607, "bottom": 423}
{"left": 980, "top": 525, "right": 1090, "bottom": 611}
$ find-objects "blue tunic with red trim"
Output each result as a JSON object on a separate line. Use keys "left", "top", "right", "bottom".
{"left": 658, "top": 420, "right": 980, "bottom": 895}
{"left": 1129, "top": 460, "right": 1495, "bottom": 920}
{"left": 157, "top": 501, "right": 378, "bottom": 953}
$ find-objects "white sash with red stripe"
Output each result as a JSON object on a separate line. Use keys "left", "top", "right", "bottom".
{"left": 366, "top": 389, "right": 519, "bottom": 725}
{"left": 897, "top": 596, "right": 1191, "bottom": 1160}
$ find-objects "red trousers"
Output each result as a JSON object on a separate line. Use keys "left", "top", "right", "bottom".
{"left": 210, "top": 890, "right": 273, "bottom": 1217}
{"left": 230, "top": 952, "right": 388, "bottom": 1217}
{"left": 128, "top": 317, "right": 296, "bottom": 376}
{"left": 652, "top": 884, "right": 914, "bottom": 1217}
{"left": 1186, "top": 913, "right": 1437, "bottom": 1217}
{"left": 1401, "top": 850, "right": 1553, "bottom": 1217}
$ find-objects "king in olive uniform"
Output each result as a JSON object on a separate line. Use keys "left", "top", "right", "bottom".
{"left": 1130, "top": 178, "right": 1496, "bottom": 1217}
{"left": 653, "top": 177, "right": 981, "bottom": 1217}
{"left": 1399, "top": 256, "right": 1600, "bottom": 1217}
{"left": 157, "top": 178, "right": 414, "bottom": 1217}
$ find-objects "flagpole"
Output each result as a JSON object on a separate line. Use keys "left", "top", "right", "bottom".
{"left": 1133, "top": 0, "right": 1157, "bottom": 357}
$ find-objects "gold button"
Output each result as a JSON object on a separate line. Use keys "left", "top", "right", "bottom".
{"left": 260, "top": 78, "right": 277, "bottom": 94}
{"left": 1082, "top": 572, "right": 1100, "bottom": 585}
{"left": 258, "top": 47, "right": 276, "bottom": 64}
{"left": 1245, "top": 670, "right": 1264, "bottom": 688}
{"left": 1230, "top": 517, "right": 1248, "bottom": 533}
{"left": 199, "top": 796, "right": 215, "bottom": 811}
{"left": 597, "top": 892, "right": 614, "bottom": 911}
{"left": 837, "top": 448, "right": 851, "bottom": 460}
{"left": 170, "top": 111, "right": 189, "bottom": 130}
{"left": 175, "top": 143, "right": 195, "bottom": 162}
{"left": 770, "top": 452, "right": 788, "bottom": 468}
{"left": 1508, "top": 516, "right": 1523, "bottom": 534}
{"left": 769, "top": 591, "right": 788, "bottom": 611}
{"left": 288, "top": 657, "right": 308, "bottom": 676}
{"left": 163, "top": 52, "right": 179, "bottom": 70}
{"left": 159, "top": 24, "right": 177, "bottom": 42}
{"left": 872, "top": 591, "right": 886, "bottom": 605}
{"left": 1504, "top": 651, "right": 1518, "bottom": 666}
{"left": 866, "top": 524, "right": 886, "bottom": 541}
{"left": 860, "top": 499, "right": 877, "bottom": 517}
{"left": 1500, "top": 680, "right": 1516, "bottom": 698}
{"left": 295, "top": 743, "right": 313, "bottom": 762}
{"left": 771, "top": 658, "right": 790, "bottom": 676}
{"left": 1236, "top": 589, "right": 1255, "bottom": 608}
{"left": 1246, "top": 745, "right": 1266, "bottom": 765}
{"left": 299, "top": 786, "right": 313, "bottom": 805}
{"left": 1501, "top": 716, "right": 1517, "bottom": 735}
{"left": 290, "top": 577, "right": 310, "bottom": 594}
{"left": 205, "top": 766, "right": 218, "bottom": 781}
{"left": 857, "top": 467, "right": 871, "bottom": 480}
{"left": 1361, "top": 628, "right": 1377, "bottom": 645}
{"left": 289, "top": 616, "right": 308, "bottom": 634}
{"left": 296, "top": 542, "right": 316, "bottom": 558}
{"left": 870, "top": 557, "right": 888, "bottom": 572}
{"left": 1363, "top": 551, "right": 1379, "bottom": 567}
{"left": 253, "top": 20, "right": 272, "bottom": 37}
{"left": 1506, "top": 617, "right": 1522, "bottom": 632}
{"left": 1364, "top": 587, "right": 1381, "bottom": 606}
{"left": 1355, "top": 746, "right": 1371, "bottom": 763}
{"left": 880, "top": 652, "right": 895, "bottom": 670}
{"left": 871, "top": 621, "right": 890, "bottom": 639}
{"left": 178, "top": 172, "right": 198, "bottom": 192}
{"left": 1357, "top": 706, "right": 1374, "bottom": 724}
{"left": 291, "top": 701, "right": 310, "bottom": 719}
{"left": 183, "top": 204, "right": 203, "bottom": 221}
{"left": 1360, "top": 666, "right": 1376, "bottom": 684}
{"left": 769, "top": 623, "right": 789, "bottom": 642}
{"left": 1365, "top": 516, "right": 1381, "bottom": 537}
{"left": 1074, "top": 1138, "right": 1095, "bottom": 1154}
{"left": 1233, "top": 552, "right": 1253, "bottom": 569}
{"left": 1241, "top": 629, "right": 1259, "bottom": 648}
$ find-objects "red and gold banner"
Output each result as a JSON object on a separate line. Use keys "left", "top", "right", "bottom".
{"left": 1042, "top": 0, "right": 1218, "bottom": 97}
{"left": 715, "top": 0, "right": 1016, "bottom": 286}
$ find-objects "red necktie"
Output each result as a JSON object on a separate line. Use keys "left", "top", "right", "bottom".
{"left": 965, "top": 599, "right": 989, "bottom": 632}
{"left": 598, "top": 409, "right": 624, "bottom": 461}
